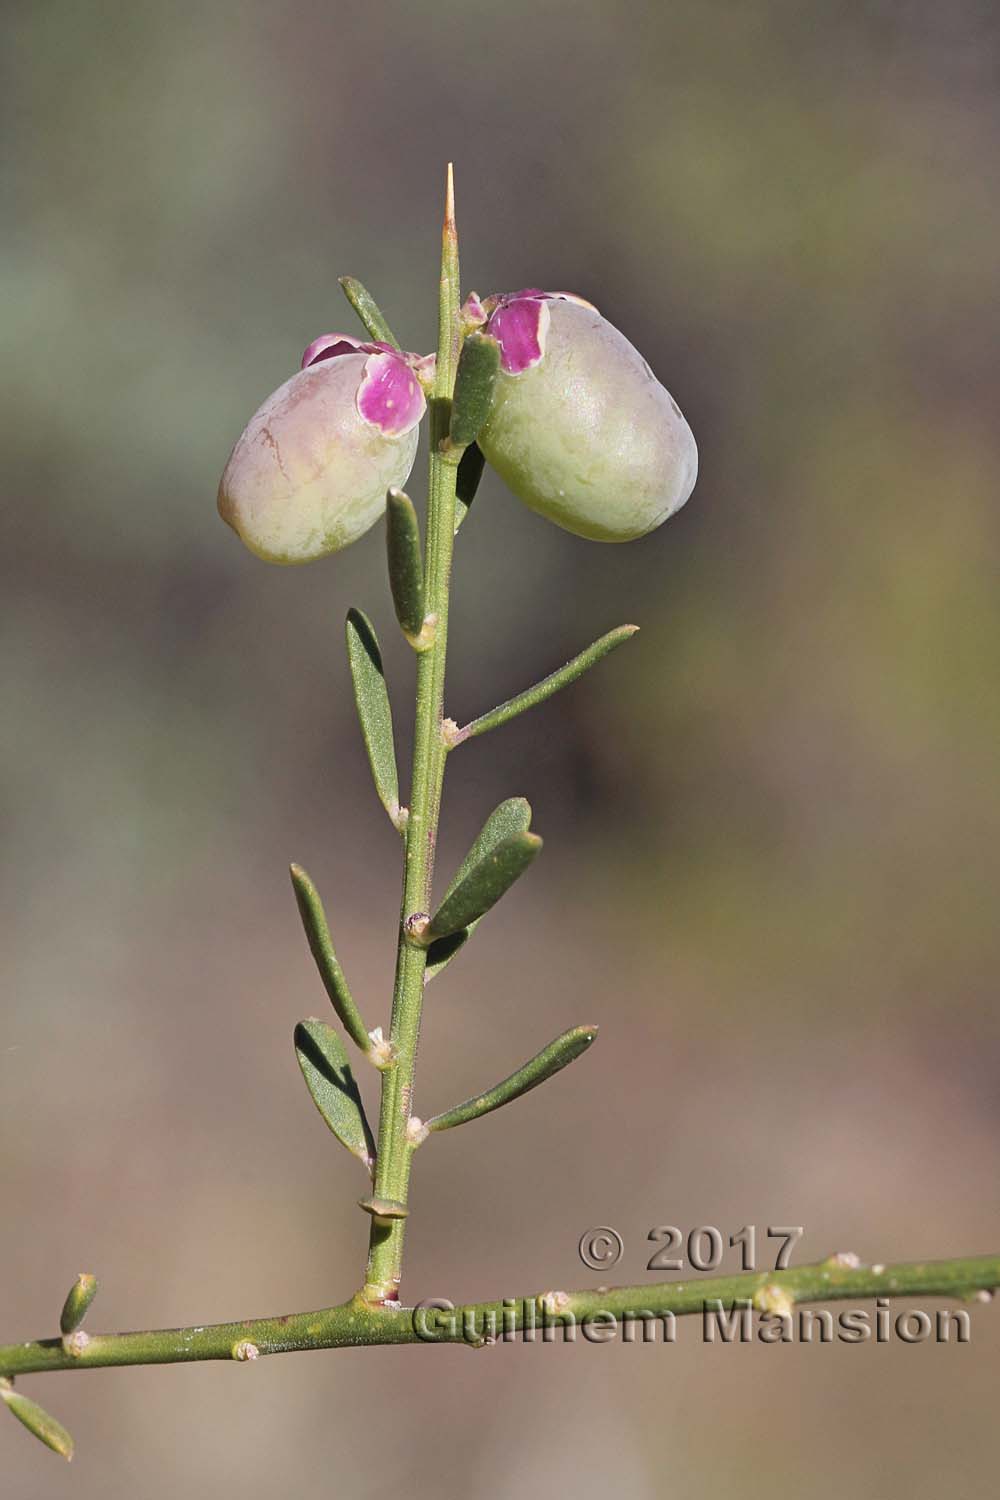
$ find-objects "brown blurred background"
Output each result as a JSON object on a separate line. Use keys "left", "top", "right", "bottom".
{"left": 3, "top": 0, "right": 998, "bottom": 1493}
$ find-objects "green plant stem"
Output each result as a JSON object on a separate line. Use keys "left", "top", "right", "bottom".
{"left": 362, "top": 167, "right": 463, "bottom": 1301}
{"left": 2, "top": 1256, "right": 995, "bottom": 1376}
{"left": 7, "top": 174, "right": 995, "bottom": 1412}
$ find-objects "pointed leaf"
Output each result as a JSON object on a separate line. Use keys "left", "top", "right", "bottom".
{"left": 0, "top": 1382, "right": 73, "bottom": 1461}
{"left": 451, "top": 625, "right": 638, "bottom": 744}
{"left": 427, "top": 1025, "right": 598, "bottom": 1133}
{"left": 426, "top": 830, "right": 542, "bottom": 941}
{"left": 454, "top": 442, "right": 485, "bottom": 534}
{"left": 290, "top": 865, "right": 372, "bottom": 1054}
{"left": 386, "top": 488, "right": 425, "bottom": 640}
{"left": 294, "top": 1019, "right": 375, "bottom": 1173}
{"left": 59, "top": 1274, "right": 98, "bottom": 1336}
{"left": 346, "top": 608, "right": 402, "bottom": 829}
{"left": 338, "top": 276, "right": 400, "bottom": 349}
{"left": 449, "top": 333, "right": 501, "bottom": 449}
{"left": 425, "top": 798, "right": 532, "bottom": 979}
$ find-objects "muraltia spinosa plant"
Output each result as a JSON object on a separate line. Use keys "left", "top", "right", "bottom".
{"left": 3, "top": 167, "right": 997, "bottom": 1462}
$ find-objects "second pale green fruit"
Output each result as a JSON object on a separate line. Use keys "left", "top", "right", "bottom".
{"left": 478, "top": 295, "right": 697, "bottom": 542}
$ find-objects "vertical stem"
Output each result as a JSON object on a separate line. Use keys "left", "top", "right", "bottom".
{"left": 363, "top": 167, "right": 462, "bottom": 1301}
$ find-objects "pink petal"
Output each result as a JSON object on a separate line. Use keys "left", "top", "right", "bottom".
{"left": 486, "top": 296, "right": 551, "bottom": 374}
{"left": 356, "top": 350, "right": 426, "bottom": 436}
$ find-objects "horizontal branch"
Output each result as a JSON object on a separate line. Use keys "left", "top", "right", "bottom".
{"left": 1, "top": 1254, "right": 995, "bottom": 1379}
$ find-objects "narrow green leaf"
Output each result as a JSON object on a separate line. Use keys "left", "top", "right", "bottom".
{"left": 385, "top": 488, "right": 425, "bottom": 641}
{"left": 425, "top": 798, "right": 532, "bottom": 979}
{"left": 427, "top": 830, "right": 542, "bottom": 942}
{"left": 290, "top": 865, "right": 372, "bottom": 1054}
{"left": 59, "top": 1274, "right": 98, "bottom": 1336}
{"left": 338, "top": 276, "right": 400, "bottom": 349}
{"left": 452, "top": 625, "right": 638, "bottom": 744}
{"left": 454, "top": 442, "right": 485, "bottom": 534}
{"left": 0, "top": 1381, "right": 73, "bottom": 1461}
{"left": 294, "top": 1019, "right": 375, "bottom": 1173}
{"left": 449, "top": 333, "right": 501, "bottom": 449}
{"left": 345, "top": 608, "right": 401, "bottom": 829}
{"left": 427, "top": 1025, "right": 598, "bottom": 1133}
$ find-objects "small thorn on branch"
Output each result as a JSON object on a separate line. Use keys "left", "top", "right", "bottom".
{"left": 823, "top": 1251, "right": 863, "bottom": 1270}
{"left": 61, "top": 1331, "right": 90, "bottom": 1359}
{"left": 754, "top": 1284, "right": 795, "bottom": 1318}
{"left": 404, "top": 912, "right": 430, "bottom": 945}
{"left": 358, "top": 1196, "right": 409, "bottom": 1223}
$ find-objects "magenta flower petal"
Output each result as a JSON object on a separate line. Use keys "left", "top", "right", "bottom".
{"left": 356, "top": 350, "right": 426, "bottom": 436}
{"left": 484, "top": 290, "right": 597, "bottom": 374}
{"left": 487, "top": 296, "right": 551, "bottom": 375}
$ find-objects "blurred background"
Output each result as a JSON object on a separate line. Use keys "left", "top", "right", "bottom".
{"left": 2, "top": 0, "right": 998, "bottom": 1493}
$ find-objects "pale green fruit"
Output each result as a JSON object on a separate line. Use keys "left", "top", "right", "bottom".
{"left": 479, "top": 298, "right": 697, "bottom": 542}
{"left": 218, "top": 353, "right": 419, "bottom": 565}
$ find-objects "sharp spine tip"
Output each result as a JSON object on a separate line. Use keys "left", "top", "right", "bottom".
{"left": 444, "top": 163, "right": 456, "bottom": 233}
